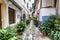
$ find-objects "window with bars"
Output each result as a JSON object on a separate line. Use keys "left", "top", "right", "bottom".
{"left": 8, "top": 7, "right": 15, "bottom": 24}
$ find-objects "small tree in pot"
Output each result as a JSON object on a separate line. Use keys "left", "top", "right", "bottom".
{"left": 17, "top": 21, "right": 26, "bottom": 35}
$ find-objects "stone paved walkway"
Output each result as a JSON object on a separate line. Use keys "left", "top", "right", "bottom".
{"left": 22, "top": 20, "right": 51, "bottom": 40}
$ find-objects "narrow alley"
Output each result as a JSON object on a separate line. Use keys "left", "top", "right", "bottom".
{"left": 0, "top": 0, "right": 60, "bottom": 40}
{"left": 22, "top": 20, "right": 51, "bottom": 40}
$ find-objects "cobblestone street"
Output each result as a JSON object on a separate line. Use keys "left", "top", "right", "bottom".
{"left": 22, "top": 20, "right": 51, "bottom": 40}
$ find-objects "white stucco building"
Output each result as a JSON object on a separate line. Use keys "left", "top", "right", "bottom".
{"left": 34, "top": 0, "right": 59, "bottom": 23}
{"left": 40, "top": 0, "right": 56, "bottom": 22}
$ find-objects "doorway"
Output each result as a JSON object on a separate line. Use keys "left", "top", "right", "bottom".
{"left": 23, "top": 14, "right": 26, "bottom": 22}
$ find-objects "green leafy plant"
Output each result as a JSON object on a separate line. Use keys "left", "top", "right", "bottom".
{"left": 6, "top": 26, "right": 17, "bottom": 36}
{"left": 33, "top": 17, "right": 37, "bottom": 25}
{"left": 17, "top": 21, "right": 26, "bottom": 32}
{"left": 8, "top": 36, "right": 22, "bottom": 40}
{"left": 26, "top": 19, "right": 31, "bottom": 25}
{"left": 40, "top": 23, "right": 47, "bottom": 32}
{"left": 0, "top": 26, "right": 22, "bottom": 40}
{"left": 39, "top": 15, "right": 60, "bottom": 40}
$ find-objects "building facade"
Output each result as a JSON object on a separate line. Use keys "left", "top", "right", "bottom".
{"left": 33, "top": 0, "right": 59, "bottom": 23}
{"left": 0, "top": 0, "right": 29, "bottom": 28}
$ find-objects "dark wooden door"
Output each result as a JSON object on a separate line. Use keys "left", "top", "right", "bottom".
{"left": 0, "top": 4, "right": 2, "bottom": 29}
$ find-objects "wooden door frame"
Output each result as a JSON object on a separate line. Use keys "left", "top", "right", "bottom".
{"left": 0, "top": 4, "right": 2, "bottom": 29}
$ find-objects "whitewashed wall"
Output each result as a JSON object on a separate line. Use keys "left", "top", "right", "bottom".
{"left": 39, "top": 0, "right": 56, "bottom": 22}
{"left": 41, "top": 8, "right": 56, "bottom": 16}
{"left": 14, "top": 0, "right": 29, "bottom": 19}
{"left": 39, "top": 8, "right": 56, "bottom": 21}
{"left": 16, "top": 10, "right": 22, "bottom": 23}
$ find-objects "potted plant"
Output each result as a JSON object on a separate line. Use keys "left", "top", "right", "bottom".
{"left": 0, "top": 26, "right": 23, "bottom": 40}
{"left": 17, "top": 21, "right": 26, "bottom": 35}
{"left": 26, "top": 19, "right": 30, "bottom": 25}
{"left": 33, "top": 17, "right": 37, "bottom": 26}
{"left": 40, "top": 15, "right": 60, "bottom": 39}
{"left": 40, "top": 23, "right": 47, "bottom": 36}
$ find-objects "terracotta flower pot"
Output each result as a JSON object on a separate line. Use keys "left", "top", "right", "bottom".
{"left": 19, "top": 32, "right": 23, "bottom": 35}
{"left": 17, "top": 31, "right": 23, "bottom": 35}
{"left": 42, "top": 32, "right": 47, "bottom": 36}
